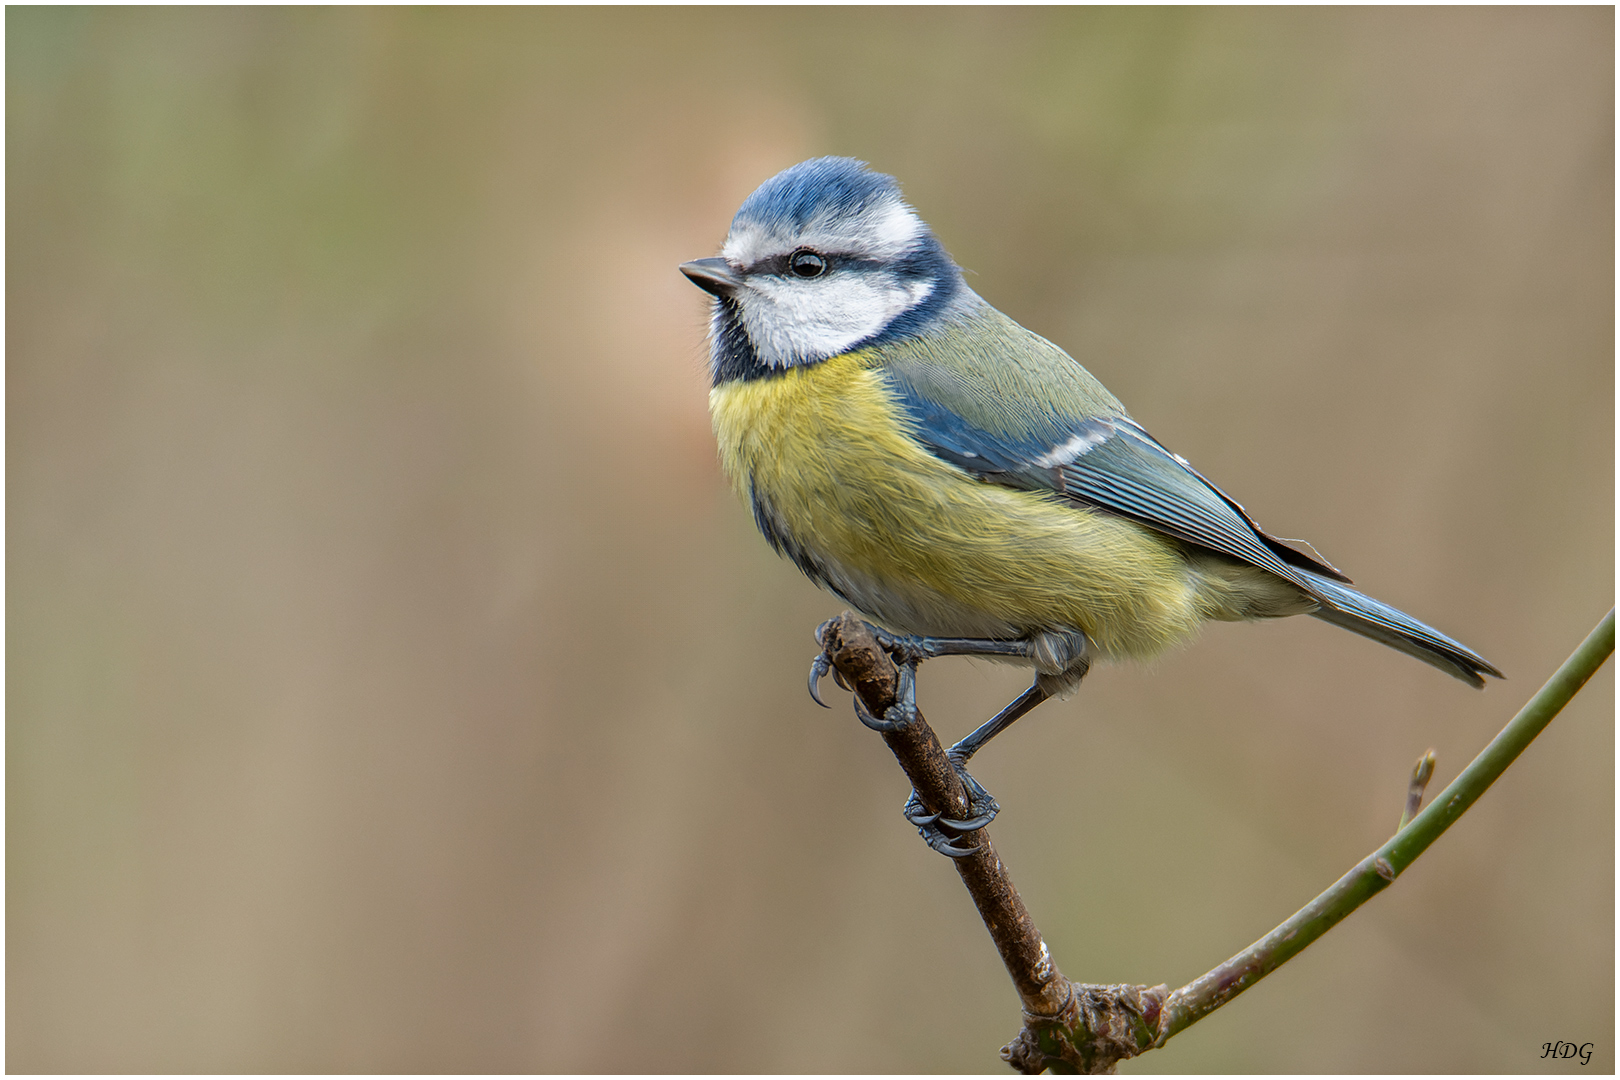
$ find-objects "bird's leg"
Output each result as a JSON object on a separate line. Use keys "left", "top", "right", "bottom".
{"left": 808, "top": 625, "right": 1035, "bottom": 708}
{"left": 899, "top": 681, "right": 1055, "bottom": 857}
{"left": 808, "top": 621, "right": 1077, "bottom": 858}
{"left": 872, "top": 629, "right": 1039, "bottom": 665}
{"left": 947, "top": 681, "right": 1052, "bottom": 765}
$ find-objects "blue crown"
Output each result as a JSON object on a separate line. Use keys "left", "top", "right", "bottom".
{"left": 733, "top": 157, "right": 901, "bottom": 232}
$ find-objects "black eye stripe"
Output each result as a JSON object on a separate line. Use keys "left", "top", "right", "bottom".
{"left": 743, "top": 251, "right": 887, "bottom": 277}
{"left": 747, "top": 253, "right": 799, "bottom": 276}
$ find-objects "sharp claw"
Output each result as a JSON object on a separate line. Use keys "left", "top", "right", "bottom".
{"left": 808, "top": 652, "right": 833, "bottom": 708}
{"left": 902, "top": 794, "right": 942, "bottom": 828}
{"left": 927, "top": 833, "right": 982, "bottom": 858}
{"left": 852, "top": 691, "right": 912, "bottom": 733}
{"left": 915, "top": 817, "right": 983, "bottom": 856}
{"left": 939, "top": 809, "right": 998, "bottom": 831}
{"left": 852, "top": 694, "right": 888, "bottom": 732}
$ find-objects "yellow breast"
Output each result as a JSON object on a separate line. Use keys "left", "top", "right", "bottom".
{"left": 709, "top": 351, "right": 1212, "bottom": 661}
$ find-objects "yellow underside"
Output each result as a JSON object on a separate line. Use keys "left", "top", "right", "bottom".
{"left": 710, "top": 351, "right": 1294, "bottom": 663}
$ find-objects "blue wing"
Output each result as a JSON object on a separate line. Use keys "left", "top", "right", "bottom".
{"left": 875, "top": 341, "right": 1501, "bottom": 687}
{"left": 886, "top": 369, "right": 1351, "bottom": 585}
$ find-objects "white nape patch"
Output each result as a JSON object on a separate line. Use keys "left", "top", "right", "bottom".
{"left": 721, "top": 194, "right": 924, "bottom": 267}
{"left": 848, "top": 197, "right": 925, "bottom": 258}
{"left": 739, "top": 270, "right": 935, "bottom": 368}
{"left": 1032, "top": 422, "right": 1117, "bottom": 468}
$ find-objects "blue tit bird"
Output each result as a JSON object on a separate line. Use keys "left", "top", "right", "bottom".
{"left": 680, "top": 157, "right": 1500, "bottom": 856}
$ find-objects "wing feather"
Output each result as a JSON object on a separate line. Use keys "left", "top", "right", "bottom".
{"left": 882, "top": 362, "right": 1350, "bottom": 584}
{"left": 865, "top": 319, "right": 1498, "bottom": 686}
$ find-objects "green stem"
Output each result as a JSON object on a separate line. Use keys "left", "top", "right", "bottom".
{"left": 1384, "top": 608, "right": 1614, "bottom": 871}
{"left": 1154, "top": 608, "right": 1615, "bottom": 1047}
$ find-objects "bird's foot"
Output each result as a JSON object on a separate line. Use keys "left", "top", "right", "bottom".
{"left": 903, "top": 757, "right": 1000, "bottom": 858}
{"left": 849, "top": 658, "right": 921, "bottom": 733}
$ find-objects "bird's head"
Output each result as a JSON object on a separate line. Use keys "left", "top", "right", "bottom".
{"left": 682, "top": 157, "right": 965, "bottom": 381}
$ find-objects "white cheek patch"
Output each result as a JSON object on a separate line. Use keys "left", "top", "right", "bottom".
{"left": 739, "top": 272, "right": 935, "bottom": 367}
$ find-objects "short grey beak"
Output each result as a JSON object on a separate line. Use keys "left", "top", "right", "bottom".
{"left": 680, "top": 257, "right": 740, "bottom": 298}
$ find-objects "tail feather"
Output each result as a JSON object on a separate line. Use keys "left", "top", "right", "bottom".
{"left": 1299, "top": 571, "right": 1503, "bottom": 689}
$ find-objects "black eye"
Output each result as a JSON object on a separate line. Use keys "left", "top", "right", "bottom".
{"left": 788, "top": 249, "right": 828, "bottom": 278}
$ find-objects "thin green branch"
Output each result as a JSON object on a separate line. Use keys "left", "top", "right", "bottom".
{"left": 1153, "top": 607, "right": 1615, "bottom": 1047}
{"left": 1382, "top": 607, "right": 1614, "bottom": 873}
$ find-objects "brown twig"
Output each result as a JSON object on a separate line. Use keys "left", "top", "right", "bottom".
{"left": 818, "top": 613, "right": 1163, "bottom": 1073}
{"left": 817, "top": 608, "right": 1614, "bottom": 1073}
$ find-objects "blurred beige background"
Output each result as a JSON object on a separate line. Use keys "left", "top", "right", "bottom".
{"left": 7, "top": 7, "right": 1612, "bottom": 1073}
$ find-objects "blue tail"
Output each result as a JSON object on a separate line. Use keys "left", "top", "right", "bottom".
{"left": 1299, "top": 570, "right": 1502, "bottom": 688}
